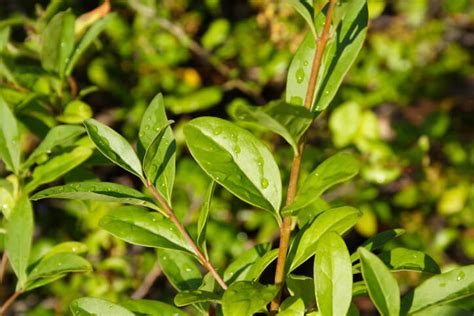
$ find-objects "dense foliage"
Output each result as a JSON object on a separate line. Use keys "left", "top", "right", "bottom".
{"left": 0, "top": 0, "right": 473, "bottom": 315}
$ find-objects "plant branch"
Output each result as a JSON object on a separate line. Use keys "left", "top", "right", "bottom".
{"left": 144, "top": 180, "right": 228, "bottom": 290}
{"left": 131, "top": 261, "right": 161, "bottom": 299}
{"left": 0, "top": 291, "right": 21, "bottom": 315}
{"left": 270, "top": 0, "right": 337, "bottom": 312}
{"left": 0, "top": 252, "right": 8, "bottom": 284}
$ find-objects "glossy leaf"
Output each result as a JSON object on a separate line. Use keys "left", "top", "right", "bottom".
{"left": 284, "top": 152, "right": 360, "bottom": 215}
{"left": 23, "top": 125, "right": 85, "bottom": 168}
{"left": 0, "top": 96, "right": 20, "bottom": 174}
{"left": 184, "top": 117, "right": 282, "bottom": 215}
{"left": 197, "top": 181, "right": 216, "bottom": 255}
{"left": 246, "top": 249, "right": 279, "bottom": 281}
{"left": 25, "top": 253, "right": 91, "bottom": 291}
{"left": 222, "top": 281, "right": 279, "bottom": 316}
{"left": 287, "top": 206, "right": 361, "bottom": 271}
{"left": 379, "top": 248, "right": 440, "bottom": 274}
{"left": 70, "top": 297, "right": 134, "bottom": 316}
{"left": 41, "top": 10, "right": 75, "bottom": 77}
{"left": 139, "top": 93, "right": 176, "bottom": 203}
{"left": 287, "top": 0, "right": 317, "bottom": 40}
{"left": 286, "top": 0, "right": 368, "bottom": 111}
{"left": 100, "top": 206, "right": 194, "bottom": 254}
{"left": 32, "top": 181, "right": 161, "bottom": 212}
{"left": 42, "top": 241, "right": 88, "bottom": 258}
{"left": 279, "top": 296, "right": 305, "bottom": 316}
{"left": 359, "top": 247, "right": 400, "bottom": 316}
{"left": 122, "top": 299, "right": 187, "bottom": 316}
{"left": 65, "top": 14, "right": 114, "bottom": 76}
{"left": 287, "top": 274, "right": 315, "bottom": 308}
{"left": 224, "top": 243, "right": 271, "bottom": 283}
{"left": 5, "top": 194, "right": 33, "bottom": 289}
{"left": 401, "top": 265, "right": 474, "bottom": 315}
{"left": 314, "top": 231, "right": 352, "bottom": 316}
{"left": 174, "top": 290, "right": 221, "bottom": 306}
{"left": 351, "top": 228, "right": 406, "bottom": 262}
{"left": 24, "top": 146, "right": 92, "bottom": 193}
{"left": 229, "top": 101, "right": 314, "bottom": 154}
{"left": 158, "top": 249, "right": 202, "bottom": 291}
{"left": 84, "top": 118, "right": 143, "bottom": 179}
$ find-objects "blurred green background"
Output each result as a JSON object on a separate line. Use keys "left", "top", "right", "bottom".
{"left": 0, "top": 0, "right": 473, "bottom": 314}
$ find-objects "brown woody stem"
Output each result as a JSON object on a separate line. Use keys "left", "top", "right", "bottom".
{"left": 144, "top": 180, "right": 228, "bottom": 290}
{"left": 270, "top": 0, "right": 337, "bottom": 312}
{"left": 0, "top": 291, "right": 22, "bottom": 315}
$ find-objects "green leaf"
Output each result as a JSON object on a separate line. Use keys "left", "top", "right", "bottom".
{"left": 401, "top": 265, "right": 474, "bottom": 315}
{"left": 279, "top": 296, "right": 305, "bottom": 316}
{"left": 84, "top": 118, "right": 143, "bottom": 179}
{"left": 41, "top": 10, "right": 75, "bottom": 78}
{"left": 314, "top": 232, "right": 352, "bottom": 316}
{"left": 246, "top": 249, "right": 279, "bottom": 281}
{"left": 222, "top": 281, "right": 279, "bottom": 316}
{"left": 70, "top": 297, "right": 134, "bottom": 316}
{"left": 25, "top": 253, "right": 91, "bottom": 291}
{"left": 352, "top": 280, "right": 368, "bottom": 298}
{"left": 174, "top": 290, "right": 221, "bottom": 306}
{"left": 121, "top": 299, "right": 187, "bottom": 316}
{"left": 287, "top": 274, "right": 315, "bottom": 308}
{"left": 287, "top": 0, "right": 317, "bottom": 40}
{"left": 23, "top": 125, "right": 85, "bottom": 168}
{"left": 287, "top": 206, "right": 361, "bottom": 271}
{"left": 359, "top": 247, "right": 400, "bottom": 316}
{"left": 283, "top": 152, "right": 360, "bottom": 215}
{"left": 5, "top": 194, "right": 33, "bottom": 289}
{"left": 286, "top": 0, "right": 368, "bottom": 111}
{"left": 65, "top": 14, "right": 114, "bottom": 76}
{"left": 197, "top": 180, "right": 215, "bottom": 255}
{"left": 24, "top": 146, "right": 93, "bottom": 193}
{"left": 139, "top": 93, "right": 176, "bottom": 203}
{"left": 184, "top": 117, "right": 282, "bottom": 216}
{"left": 100, "top": 206, "right": 194, "bottom": 254}
{"left": 42, "top": 241, "right": 88, "bottom": 258}
{"left": 379, "top": 248, "right": 440, "bottom": 274}
{"left": 56, "top": 100, "right": 93, "bottom": 124}
{"left": 224, "top": 243, "right": 272, "bottom": 283}
{"left": 229, "top": 101, "right": 314, "bottom": 155}
{"left": 165, "top": 87, "right": 223, "bottom": 114}
{"left": 31, "top": 181, "right": 162, "bottom": 213}
{"left": 0, "top": 96, "right": 20, "bottom": 174}
{"left": 158, "top": 249, "right": 202, "bottom": 291}
{"left": 351, "top": 229, "right": 406, "bottom": 262}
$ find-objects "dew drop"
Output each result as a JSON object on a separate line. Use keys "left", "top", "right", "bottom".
{"left": 456, "top": 271, "right": 465, "bottom": 281}
{"left": 325, "top": 90, "right": 329, "bottom": 94}
{"left": 303, "top": 60, "right": 309, "bottom": 66}
{"left": 439, "top": 282, "right": 446, "bottom": 288}
{"left": 139, "top": 132, "right": 144, "bottom": 138}
{"left": 72, "top": 247, "right": 77, "bottom": 252}
{"left": 290, "top": 96, "right": 303, "bottom": 105}
{"left": 233, "top": 145, "right": 241, "bottom": 154}
{"left": 213, "top": 127, "right": 223, "bottom": 135}
{"left": 185, "top": 268, "right": 191, "bottom": 272}
{"left": 295, "top": 68, "right": 305, "bottom": 84}
{"left": 144, "top": 125, "right": 150, "bottom": 130}
{"left": 261, "top": 178, "right": 269, "bottom": 189}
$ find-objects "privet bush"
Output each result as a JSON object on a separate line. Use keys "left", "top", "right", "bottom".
{"left": 0, "top": 0, "right": 473, "bottom": 315}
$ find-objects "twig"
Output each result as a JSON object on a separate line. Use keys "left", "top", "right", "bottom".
{"left": 131, "top": 261, "right": 162, "bottom": 299}
{"left": 270, "top": 0, "right": 337, "bottom": 312}
{"left": 0, "top": 252, "right": 7, "bottom": 284}
{"left": 0, "top": 291, "right": 22, "bottom": 315}
{"left": 144, "top": 180, "right": 228, "bottom": 290}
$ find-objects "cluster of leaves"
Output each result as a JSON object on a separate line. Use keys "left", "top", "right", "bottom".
{"left": 0, "top": 0, "right": 473, "bottom": 315}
